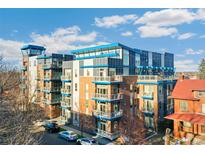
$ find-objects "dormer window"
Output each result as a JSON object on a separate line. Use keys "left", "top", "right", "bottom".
{"left": 198, "top": 91, "right": 205, "bottom": 97}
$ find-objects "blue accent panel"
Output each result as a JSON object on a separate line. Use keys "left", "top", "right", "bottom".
{"left": 143, "top": 112, "right": 154, "bottom": 117}
{"left": 71, "top": 42, "right": 135, "bottom": 54}
{"left": 75, "top": 52, "right": 119, "bottom": 60}
{"left": 61, "top": 92, "right": 71, "bottom": 97}
{"left": 91, "top": 98, "right": 120, "bottom": 102}
{"left": 94, "top": 115, "right": 122, "bottom": 121}
{"left": 92, "top": 81, "right": 122, "bottom": 85}
{"left": 142, "top": 96, "right": 153, "bottom": 100}
{"left": 21, "top": 44, "right": 46, "bottom": 50}
{"left": 61, "top": 80, "right": 72, "bottom": 82}
{"left": 136, "top": 82, "right": 159, "bottom": 85}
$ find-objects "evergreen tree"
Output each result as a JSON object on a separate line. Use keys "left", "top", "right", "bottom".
{"left": 198, "top": 58, "right": 205, "bottom": 79}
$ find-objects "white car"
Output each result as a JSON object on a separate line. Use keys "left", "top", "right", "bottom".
{"left": 77, "top": 138, "right": 97, "bottom": 145}
{"left": 58, "top": 131, "right": 77, "bottom": 141}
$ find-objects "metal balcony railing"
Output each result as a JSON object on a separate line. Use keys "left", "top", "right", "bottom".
{"left": 92, "top": 93, "right": 123, "bottom": 100}
{"left": 93, "top": 76, "right": 123, "bottom": 82}
{"left": 61, "top": 75, "right": 72, "bottom": 81}
{"left": 61, "top": 101, "right": 71, "bottom": 108}
{"left": 97, "top": 129, "right": 120, "bottom": 140}
{"left": 93, "top": 110, "right": 123, "bottom": 119}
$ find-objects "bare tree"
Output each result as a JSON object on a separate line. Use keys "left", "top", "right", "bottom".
{"left": 0, "top": 56, "right": 45, "bottom": 145}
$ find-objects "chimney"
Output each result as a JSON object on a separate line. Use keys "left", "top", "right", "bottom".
{"left": 179, "top": 73, "right": 185, "bottom": 81}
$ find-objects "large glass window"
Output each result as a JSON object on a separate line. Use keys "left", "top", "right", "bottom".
{"left": 180, "top": 101, "right": 188, "bottom": 112}
{"left": 123, "top": 49, "right": 129, "bottom": 66}
{"left": 202, "top": 104, "right": 205, "bottom": 114}
{"left": 135, "top": 53, "right": 140, "bottom": 66}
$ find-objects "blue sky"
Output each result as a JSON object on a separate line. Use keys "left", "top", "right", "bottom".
{"left": 0, "top": 8, "right": 204, "bottom": 72}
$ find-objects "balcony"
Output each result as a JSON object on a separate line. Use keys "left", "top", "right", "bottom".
{"left": 93, "top": 110, "right": 123, "bottom": 120}
{"left": 43, "top": 98, "right": 61, "bottom": 105}
{"left": 92, "top": 76, "right": 123, "bottom": 84}
{"left": 21, "top": 66, "right": 27, "bottom": 71}
{"left": 92, "top": 93, "right": 123, "bottom": 102}
{"left": 61, "top": 88, "right": 71, "bottom": 94}
{"left": 142, "top": 92, "right": 154, "bottom": 100}
{"left": 61, "top": 75, "right": 72, "bottom": 82}
{"left": 19, "top": 84, "right": 27, "bottom": 89}
{"left": 43, "top": 87, "right": 61, "bottom": 93}
{"left": 142, "top": 108, "right": 154, "bottom": 115}
{"left": 44, "top": 75, "right": 61, "bottom": 81}
{"left": 96, "top": 129, "right": 120, "bottom": 140}
{"left": 137, "top": 75, "right": 177, "bottom": 82}
{"left": 42, "top": 63, "right": 62, "bottom": 69}
{"left": 61, "top": 101, "right": 71, "bottom": 109}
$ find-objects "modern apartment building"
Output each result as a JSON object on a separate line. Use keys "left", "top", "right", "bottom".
{"left": 60, "top": 43, "right": 176, "bottom": 140}
{"left": 20, "top": 45, "right": 73, "bottom": 118}
{"left": 20, "top": 45, "right": 46, "bottom": 102}
{"left": 166, "top": 76, "right": 205, "bottom": 143}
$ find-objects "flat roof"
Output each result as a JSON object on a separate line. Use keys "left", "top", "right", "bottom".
{"left": 21, "top": 44, "right": 46, "bottom": 50}
{"left": 71, "top": 42, "right": 136, "bottom": 54}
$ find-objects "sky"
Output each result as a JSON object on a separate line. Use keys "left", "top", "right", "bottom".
{"left": 0, "top": 8, "right": 204, "bottom": 72}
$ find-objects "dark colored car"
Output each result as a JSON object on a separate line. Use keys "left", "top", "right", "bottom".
{"left": 43, "top": 122, "right": 60, "bottom": 133}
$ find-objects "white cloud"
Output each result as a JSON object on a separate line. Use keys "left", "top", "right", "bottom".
{"left": 30, "top": 25, "right": 99, "bottom": 52}
{"left": 177, "top": 33, "right": 196, "bottom": 40}
{"left": 176, "top": 54, "right": 185, "bottom": 58}
{"left": 137, "top": 26, "right": 177, "bottom": 38}
{"left": 135, "top": 9, "right": 196, "bottom": 27}
{"left": 175, "top": 59, "right": 198, "bottom": 72}
{"left": 186, "top": 48, "right": 205, "bottom": 55}
{"left": 0, "top": 38, "right": 24, "bottom": 61}
{"left": 121, "top": 31, "right": 133, "bottom": 37}
{"left": 196, "top": 8, "right": 205, "bottom": 20}
{"left": 94, "top": 14, "right": 138, "bottom": 28}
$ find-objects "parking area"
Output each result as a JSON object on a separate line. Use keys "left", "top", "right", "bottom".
{"left": 40, "top": 131, "right": 77, "bottom": 145}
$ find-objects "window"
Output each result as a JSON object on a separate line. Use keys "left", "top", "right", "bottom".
{"left": 135, "top": 53, "right": 140, "bottom": 66}
{"left": 123, "top": 49, "right": 129, "bottom": 66}
{"left": 75, "top": 83, "right": 77, "bottom": 91}
{"left": 183, "top": 122, "right": 192, "bottom": 128}
{"left": 180, "top": 101, "right": 188, "bottom": 112}
{"left": 201, "top": 125, "right": 205, "bottom": 134}
{"left": 74, "top": 69, "right": 77, "bottom": 77}
{"left": 202, "top": 104, "right": 205, "bottom": 114}
{"left": 198, "top": 91, "right": 205, "bottom": 97}
{"left": 145, "top": 117, "right": 154, "bottom": 128}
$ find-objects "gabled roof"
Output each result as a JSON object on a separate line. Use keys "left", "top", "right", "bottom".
{"left": 171, "top": 79, "right": 205, "bottom": 100}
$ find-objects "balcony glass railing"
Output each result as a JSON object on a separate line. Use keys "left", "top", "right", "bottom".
{"left": 93, "top": 76, "right": 122, "bottom": 82}
{"left": 44, "top": 75, "right": 61, "bottom": 80}
{"left": 61, "top": 88, "right": 71, "bottom": 94}
{"left": 61, "top": 101, "right": 71, "bottom": 108}
{"left": 43, "top": 87, "right": 61, "bottom": 92}
{"left": 92, "top": 93, "right": 123, "bottom": 100}
{"left": 42, "top": 63, "right": 62, "bottom": 69}
{"left": 93, "top": 110, "right": 123, "bottom": 119}
{"left": 43, "top": 98, "right": 61, "bottom": 105}
{"left": 142, "top": 92, "right": 154, "bottom": 99}
{"left": 142, "top": 107, "right": 154, "bottom": 114}
{"left": 61, "top": 75, "right": 72, "bottom": 81}
{"left": 97, "top": 129, "right": 120, "bottom": 140}
{"left": 137, "top": 75, "right": 176, "bottom": 81}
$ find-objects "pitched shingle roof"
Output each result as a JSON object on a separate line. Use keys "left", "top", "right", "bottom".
{"left": 171, "top": 79, "right": 205, "bottom": 100}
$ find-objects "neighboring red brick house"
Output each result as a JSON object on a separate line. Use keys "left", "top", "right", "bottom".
{"left": 166, "top": 76, "right": 205, "bottom": 141}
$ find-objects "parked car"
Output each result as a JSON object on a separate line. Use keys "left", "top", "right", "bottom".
{"left": 58, "top": 131, "right": 78, "bottom": 141}
{"left": 76, "top": 138, "right": 97, "bottom": 145}
{"left": 43, "top": 122, "right": 60, "bottom": 133}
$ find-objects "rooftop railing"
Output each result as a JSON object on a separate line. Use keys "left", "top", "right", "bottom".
{"left": 93, "top": 76, "right": 123, "bottom": 82}
{"left": 137, "top": 75, "right": 177, "bottom": 81}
